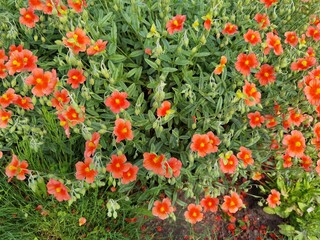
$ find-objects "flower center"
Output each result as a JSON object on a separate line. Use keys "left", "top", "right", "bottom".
{"left": 122, "top": 127, "right": 127, "bottom": 133}
{"left": 72, "top": 113, "right": 77, "bottom": 119}
{"left": 153, "top": 156, "right": 159, "bottom": 163}
{"left": 228, "top": 160, "right": 233, "bottom": 165}
{"left": 245, "top": 60, "right": 249, "bottom": 65}
{"left": 36, "top": 78, "right": 43, "bottom": 84}
{"left": 72, "top": 75, "right": 78, "bottom": 80}
{"left": 2, "top": 94, "right": 8, "bottom": 100}
{"left": 316, "top": 88, "right": 320, "bottom": 95}
{"left": 264, "top": 72, "right": 269, "bottom": 77}
{"left": 12, "top": 60, "right": 20, "bottom": 67}
{"left": 301, "top": 60, "right": 307, "bottom": 67}
{"left": 173, "top": 20, "right": 179, "bottom": 26}
{"left": 251, "top": 35, "right": 255, "bottom": 40}
{"left": 93, "top": 45, "right": 99, "bottom": 51}
{"left": 295, "top": 141, "right": 301, "bottom": 147}
{"left": 25, "top": 14, "right": 31, "bottom": 19}
{"left": 88, "top": 142, "right": 95, "bottom": 147}
{"left": 21, "top": 99, "right": 27, "bottom": 104}
{"left": 126, "top": 172, "right": 131, "bottom": 177}
{"left": 275, "top": 40, "right": 281, "bottom": 46}
{"left": 73, "top": 34, "right": 78, "bottom": 41}
{"left": 115, "top": 163, "right": 120, "bottom": 168}
{"left": 115, "top": 98, "right": 120, "bottom": 104}
{"left": 208, "top": 201, "right": 212, "bottom": 206}
{"left": 56, "top": 187, "right": 61, "bottom": 193}
{"left": 192, "top": 211, "right": 198, "bottom": 217}
{"left": 254, "top": 117, "right": 260, "bottom": 122}
{"left": 1, "top": 116, "right": 9, "bottom": 121}
{"left": 244, "top": 154, "right": 250, "bottom": 159}
{"left": 229, "top": 200, "right": 235, "bottom": 207}
{"left": 249, "top": 87, "right": 256, "bottom": 95}
{"left": 200, "top": 142, "right": 205, "bottom": 148}
{"left": 9, "top": 165, "right": 17, "bottom": 171}
{"left": 85, "top": 167, "right": 90, "bottom": 172}
{"left": 160, "top": 206, "right": 165, "bottom": 212}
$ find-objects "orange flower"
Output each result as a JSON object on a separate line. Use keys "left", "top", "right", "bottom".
{"left": 14, "top": 96, "right": 34, "bottom": 110}
{"left": 291, "top": 56, "right": 316, "bottom": 71}
{"left": 63, "top": 105, "right": 85, "bottom": 126}
{"left": 190, "top": 134, "right": 210, "bottom": 157}
{"left": 306, "top": 26, "right": 320, "bottom": 41}
{"left": 284, "top": 31, "right": 298, "bottom": 47}
{"left": 0, "top": 62, "right": 7, "bottom": 79}
{"left": 304, "top": 79, "right": 320, "bottom": 106}
{"left": 0, "top": 49, "right": 8, "bottom": 62}
{"left": 113, "top": 118, "right": 134, "bottom": 142}
{"left": 307, "top": 47, "right": 316, "bottom": 57}
{"left": 157, "top": 101, "right": 172, "bottom": 117}
{"left": 222, "top": 23, "right": 238, "bottom": 35}
{"left": 265, "top": 32, "right": 283, "bottom": 55}
{"left": 252, "top": 172, "right": 263, "bottom": 181}
{"left": 206, "top": 131, "right": 220, "bottom": 153}
{"left": 25, "top": 68, "right": 58, "bottom": 97}
{"left": 105, "top": 91, "right": 130, "bottom": 114}
{"left": 315, "top": 160, "right": 320, "bottom": 176}
{"left": 84, "top": 132, "right": 100, "bottom": 158}
{"left": 282, "top": 130, "right": 306, "bottom": 158}
{"left": 63, "top": 28, "right": 91, "bottom": 54}
{"left": 164, "top": 157, "right": 182, "bottom": 178}
{"left": 243, "top": 29, "right": 261, "bottom": 46}
{"left": 184, "top": 204, "right": 203, "bottom": 224}
{"left": 202, "top": 15, "right": 212, "bottom": 31}
{"left": 287, "top": 108, "right": 305, "bottom": 127}
{"left": 267, "top": 189, "right": 280, "bottom": 208}
{"left": 235, "top": 53, "right": 259, "bottom": 76}
{"left": 67, "top": 0, "right": 87, "bottom": 13}
{"left": 51, "top": 89, "right": 70, "bottom": 110}
{"left": 5, "top": 154, "right": 29, "bottom": 181}
{"left": 106, "top": 154, "right": 130, "bottom": 178}
{"left": 247, "top": 111, "right": 265, "bottom": 128}
{"left": 200, "top": 196, "right": 219, "bottom": 213}
{"left": 87, "top": 39, "right": 108, "bottom": 55}
{"left": 166, "top": 15, "right": 186, "bottom": 35}
{"left": 43, "top": 0, "right": 60, "bottom": 14}
{"left": 0, "top": 109, "right": 12, "bottom": 128}
{"left": 219, "top": 154, "right": 238, "bottom": 174}
{"left": 152, "top": 198, "right": 174, "bottom": 220}
{"left": 221, "top": 192, "right": 243, "bottom": 214}
{"left": 20, "top": 49, "right": 38, "bottom": 72}
{"left": 282, "top": 153, "right": 293, "bottom": 168}
{"left": 19, "top": 7, "right": 39, "bottom": 28}
{"left": 9, "top": 44, "right": 23, "bottom": 55}
{"left": 300, "top": 155, "right": 313, "bottom": 172}
{"left": 242, "top": 80, "right": 261, "bottom": 106}
{"left": 265, "top": 114, "right": 277, "bottom": 128}
{"left": 237, "top": 146, "right": 254, "bottom": 168}
{"left": 314, "top": 122, "right": 320, "bottom": 139}
{"left": 58, "top": 114, "right": 70, "bottom": 138}
{"left": 254, "top": 13, "right": 270, "bottom": 29}
{"left": 121, "top": 163, "right": 139, "bottom": 184}
{"left": 213, "top": 56, "right": 227, "bottom": 75}
{"left": 46, "top": 179, "right": 71, "bottom": 202}
{"left": 67, "top": 69, "right": 86, "bottom": 89}
{"left": 75, "top": 157, "right": 98, "bottom": 183}
{"left": 28, "top": 0, "right": 44, "bottom": 10}
{"left": 0, "top": 88, "right": 18, "bottom": 108}
{"left": 143, "top": 152, "right": 166, "bottom": 176}
{"left": 260, "top": 0, "right": 278, "bottom": 8}
{"left": 5, "top": 51, "right": 24, "bottom": 75}
{"left": 79, "top": 217, "right": 86, "bottom": 226}
{"left": 255, "top": 64, "right": 276, "bottom": 86}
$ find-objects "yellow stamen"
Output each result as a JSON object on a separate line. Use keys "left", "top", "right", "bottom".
{"left": 295, "top": 141, "right": 301, "bottom": 147}
{"left": 56, "top": 187, "right": 61, "bottom": 193}
{"left": 301, "top": 60, "right": 307, "bottom": 67}
{"left": 173, "top": 20, "right": 179, "bottom": 26}
{"left": 122, "top": 127, "right": 127, "bottom": 133}
{"left": 85, "top": 167, "right": 90, "bottom": 172}
{"left": 115, "top": 99, "right": 120, "bottom": 104}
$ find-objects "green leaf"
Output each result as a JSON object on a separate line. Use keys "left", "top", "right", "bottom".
{"left": 194, "top": 52, "right": 211, "bottom": 57}
{"left": 145, "top": 58, "right": 158, "bottom": 70}
{"left": 108, "top": 54, "right": 127, "bottom": 62}
{"left": 162, "top": 67, "right": 177, "bottom": 73}
{"left": 129, "top": 50, "right": 144, "bottom": 58}
{"left": 278, "top": 224, "right": 296, "bottom": 237}
{"left": 263, "top": 207, "right": 275, "bottom": 215}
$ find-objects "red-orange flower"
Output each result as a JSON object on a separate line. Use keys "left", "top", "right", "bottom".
{"left": 87, "top": 39, "right": 108, "bottom": 55}
{"left": 0, "top": 62, "right": 7, "bottom": 79}
{"left": 254, "top": 13, "right": 270, "bottom": 29}
{"left": 106, "top": 154, "right": 130, "bottom": 178}
{"left": 43, "top": 0, "right": 60, "bottom": 14}
{"left": 221, "top": 192, "right": 243, "bottom": 214}
{"left": 237, "top": 146, "right": 254, "bottom": 168}
{"left": 315, "top": 160, "right": 320, "bottom": 176}
{"left": 255, "top": 64, "right": 276, "bottom": 86}
{"left": 5, "top": 51, "right": 24, "bottom": 75}
{"left": 46, "top": 179, "right": 71, "bottom": 202}
{"left": 213, "top": 56, "right": 227, "bottom": 75}
{"left": 265, "top": 114, "right": 277, "bottom": 128}
{"left": 306, "top": 26, "right": 320, "bottom": 41}
{"left": 51, "top": 89, "right": 70, "bottom": 110}
{"left": 19, "top": 7, "right": 39, "bottom": 28}
{"left": 200, "top": 196, "right": 219, "bottom": 213}
{"left": 164, "top": 157, "right": 182, "bottom": 178}
{"left": 113, "top": 118, "right": 134, "bottom": 142}
{"left": 291, "top": 56, "right": 316, "bottom": 71}
{"left": 14, "top": 96, "right": 34, "bottom": 110}
{"left": 304, "top": 79, "right": 320, "bottom": 106}
{"left": 267, "top": 189, "right": 280, "bottom": 208}
{"left": 184, "top": 204, "right": 203, "bottom": 224}
{"left": 203, "top": 15, "right": 212, "bottom": 31}
{"left": 206, "top": 131, "right": 220, "bottom": 153}
{"left": 219, "top": 154, "right": 238, "bottom": 174}
{"left": 67, "top": 68, "right": 86, "bottom": 89}
{"left": 282, "top": 130, "right": 306, "bottom": 158}
{"left": 0, "top": 109, "right": 12, "bottom": 128}
{"left": 166, "top": 15, "right": 186, "bottom": 35}
{"left": 28, "top": 0, "right": 44, "bottom": 10}
{"left": 63, "top": 28, "right": 91, "bottom": 54}
{"left": 84, "top": 132, "right": 100, "bottom": 158}
{"left": 63, "top": 105, "right": 85, "bottom": 127}
{"left": 152, "top": 198, "right": 174, "bottom": 220}
{"left": 5, "top": 154, "right": 29, "bottom": 181}
{"left": 222, "top": 23, "right": 238, "bottom": 35}
{"left": 67, "top": 0, "right": 87, "bottom": 13}
{"left": 265, "top": 32, "right": 283, "bottom": 55}
{"left": 247, "top": 111, "right": 265, "bottom": 128}
{"left": 143, "top": 152, "right": 166, "bottom": 176}
{"left": 287, "top": 108, "right": 305, "bottom": 127}
{"left": 300, "top": 155, "right": 313, "bottom": 172}
{"left": 75, "top": 157, "right": 98, "bottom": 183}
{"left": 284, "top": 31, "right": 298, "bottom": 47}
{"left": 235, "top": 53, "right": 259, "bottom": 76}
{"left": 157, "top": 101, "right": 172, "bottom": 117}
{"left": 105, "top": 91, "right": 130, "bottom": 114}
{"left": 20, "top": 49, "right": 38, "bottom": 72}
{"left": 121, "top": 163, "right": 139, "bottom": 184}
{"left": 260, "top": 0, "right": 278, "bottom": 8}
{"left": 25, "top": 68, "right": 58, "bottom": 97}
{"left": 282, "top": 153, "right": 293, "bottom": 168}
{"left": 243, "top": 29, "right": 261, "bottom": 46}
{"left": 190, "top": 134, "right": 210, "bottom": 157}
{"left": 242, "top": 80, "right": 261, "bottom": 106}
{"left": 307, "top": 47, "right": 316, "bottom": 57}
{"left": 58, "top": 114, "right": 70, "bottom": 138}
{"left": 0, "top": 88, "right": 18, "bottom": 108}
{"left": 314, "top": 122, "right": 320, "bottom": 139}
